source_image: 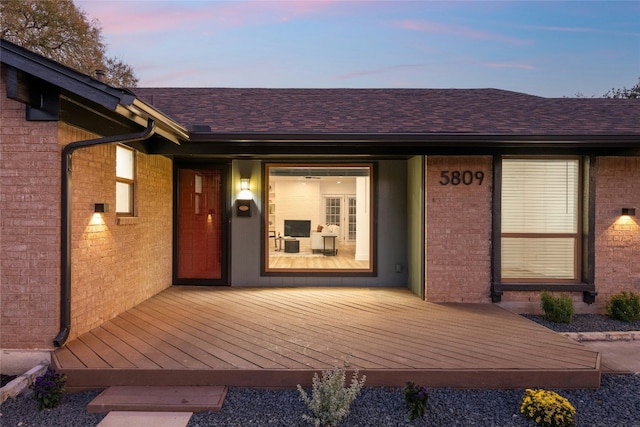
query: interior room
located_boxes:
[265,164,372,272]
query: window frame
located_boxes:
[491,155,595,299]
[501,156,582,283]
[262,162,375,276]
[115,144,136,216]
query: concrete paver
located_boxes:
[583,340,640,374]
[97,411,192,427]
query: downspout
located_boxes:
[54,119,157,347]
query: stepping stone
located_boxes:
[87,385,227,413]
[97,411,192,427]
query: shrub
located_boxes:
[606,291,640,322]
[297,363,366,427]
[29,367,67,410]
[540,292,574,323]
[520,388,576,427]
[403,381,429,420]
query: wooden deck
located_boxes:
[53,287,601,390]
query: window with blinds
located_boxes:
[501,158,580,281]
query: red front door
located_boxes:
[175,166,227,285]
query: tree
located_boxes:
[602,77,640,99]
[0,0,138,87]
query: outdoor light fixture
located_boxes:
[238,177,252,201]
[621,208,636,217]
[94,203,108,213]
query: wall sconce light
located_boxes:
[240,178,250,191]
[94,203,109,213]
[238,177,252,201]
[621,208,636,217]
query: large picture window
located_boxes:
[265,164,373,273]
[501,158,581,282]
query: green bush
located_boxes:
[520,388,576,427]
[606,291,640,322]
[540,292,574,323]
[297,363,366,427]
[403,381,429,420]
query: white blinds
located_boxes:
[502,159,579,233]
[502,238,576,279]
[501,159,579,280]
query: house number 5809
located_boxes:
[439,170,485,186]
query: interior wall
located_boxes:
[354,176,370,261]
[230,159,408,287]
[273,180,321,252]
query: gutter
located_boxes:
[53,119,157,347]
[188,132,640,147]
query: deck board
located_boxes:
[53,287,601,390]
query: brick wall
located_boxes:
[594,156,640,304]
[425,156,493,302]
[1,72,60,349]
[63,123,173,341]
[1,69,173,350]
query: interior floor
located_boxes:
[267,242,369,269]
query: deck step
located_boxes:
[87,385,227,414]
[97,411,193,427]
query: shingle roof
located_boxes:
[132,88,640,135]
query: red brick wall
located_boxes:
[1,69,173,349]
[63,123,173,340]
[1,72,60,349]
[425,156,493,302]
[594,156,640,304]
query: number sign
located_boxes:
[439,171,485,186]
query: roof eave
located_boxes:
[116,99,188,144]
[187,132,640,147]
[1,39,186,144]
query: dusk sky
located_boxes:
[77,1,640,98]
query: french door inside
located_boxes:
[324,195,356,243]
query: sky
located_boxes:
[76,0,640,97]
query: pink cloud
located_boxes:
[394,19,532,46]
[79,1,340,36]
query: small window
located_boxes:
[116,145,135,215]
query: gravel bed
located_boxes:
[1,374,639,426]
[522,313,640,333]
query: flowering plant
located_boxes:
[520,388,575,427]
[403,381,429,420]
[29,367,67,410]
